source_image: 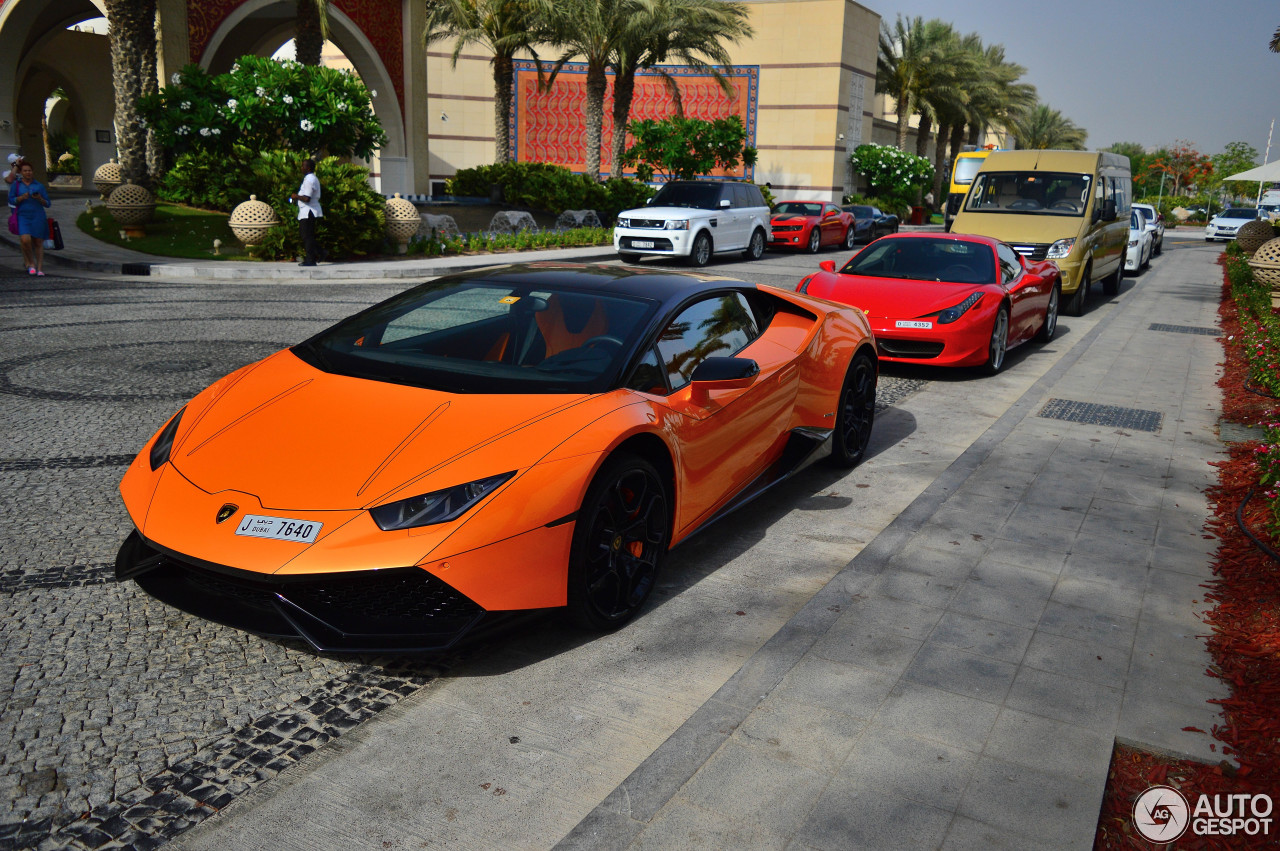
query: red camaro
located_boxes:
[796,233,1061,373]
[769,201,858,253]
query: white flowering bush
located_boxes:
[850,143,934,203]
[139,55,386,159]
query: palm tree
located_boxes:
[1271,25,1279,52]
[876,15,956,152]
[104,0,158,187]
[424,0,546,163]
[295,0,329,67]
[962,42,1035,147]
[607,0,752,178]
[1009,103,1087,150]
[536,0,637,180]
[927,31,983,206]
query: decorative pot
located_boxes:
[105,181,155,237]
[93,159,122,200]
[384,193,420,254]
[1235,220,1275,257]
[228,195,280,247]
[1246,236,1280,307]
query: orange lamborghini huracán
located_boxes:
[116,263,877,652]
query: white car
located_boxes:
[1205,208,1260,241]
[614,181,771,266]
[1125,209,1152,274]
[1131,202,1164,255]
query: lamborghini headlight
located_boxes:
[936,293,983,324]
[370,472,515,531]
[149,408,186,471]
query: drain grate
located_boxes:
[1038,398,1163,433]
[1148,323,1219,336]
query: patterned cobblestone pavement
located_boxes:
[0,271,925,850]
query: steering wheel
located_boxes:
[940,264,978,282]
[582,335,625,350]
[1009,199,1042,210]
[1049,200,1078,212]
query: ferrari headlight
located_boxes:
[663,220,689,230]
[937,293,983,324]
[1046,238,1075,259]
[149,408,186,471]
[370,472,515,531]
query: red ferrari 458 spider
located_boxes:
[769,201,858,253]
[796,233,1060,373]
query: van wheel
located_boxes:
[1102,263,1121,296]
[1065,268,1089,316]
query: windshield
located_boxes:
[846,205,874,218]
[775,202,823,216]
[1222,208,1257,219]
[293,281,656,394]
[650,182,724,210]
[964,171,1092,216]
[839,237,996,284]
[952,157,985,185]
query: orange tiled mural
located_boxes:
[511,61,758,179]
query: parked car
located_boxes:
[1205,208,1260,241]
[614,181,771,266]
[768,201,857,252]
[115,263,878,650]
[796,233,1060,374]
[840,204,900,242]
[1125,209,1153,274]
[1131,202,1164,255]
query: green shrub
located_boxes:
[445,162,653,221]
[842,192,909,219]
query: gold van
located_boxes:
[950,150,1131,315]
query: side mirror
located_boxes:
[719,198,731,209]
[819,260,836,273]
[689,357,759,402]
[1102,199,1117,220]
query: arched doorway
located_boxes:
[200,0,407,193]
[0,0,113,184]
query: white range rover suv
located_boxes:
[614,180,771,266]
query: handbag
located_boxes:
[48,218,63,250]
[7,212,15,235]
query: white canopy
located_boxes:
[1222,159,1280,183]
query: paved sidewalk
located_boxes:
[558,246,1228,850]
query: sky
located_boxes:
[873,0,1280,161]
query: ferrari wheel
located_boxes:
[806,228,821,253]
[567,454,669,631]
[744,228,766,260]
[690,232,712,267]
[984,306,1009,375]
[1035,283,1060,343]
[843,225,856,250]
[830,352,876,468]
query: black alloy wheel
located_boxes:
[843,224,856,250]
[806,228,821,253]
[984,306,1009,375]
[566,454,669,630]
[745,228,766,260]
[1035,283,1060,343]
[830,352,876,468]
[690,232,712,267]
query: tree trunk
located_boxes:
[915,111,931,159]
[966,122,981,147]
[493,57,514,163]
[105,0,155,188]
[143,5,164,180]
[895,94,911,150]
[583,61,607,181]
[609,69,636,180]
[296,0,323,66]
[931,120,950,209]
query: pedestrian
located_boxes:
[8,161,50,275]
[924,190,935,209]
[288,158,325,266]
[3,152,25,188]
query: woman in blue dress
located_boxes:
[9,162,50,275]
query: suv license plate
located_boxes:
[632,240,654,249]
[234,514,322,543]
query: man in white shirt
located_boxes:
[289,158,324,266]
